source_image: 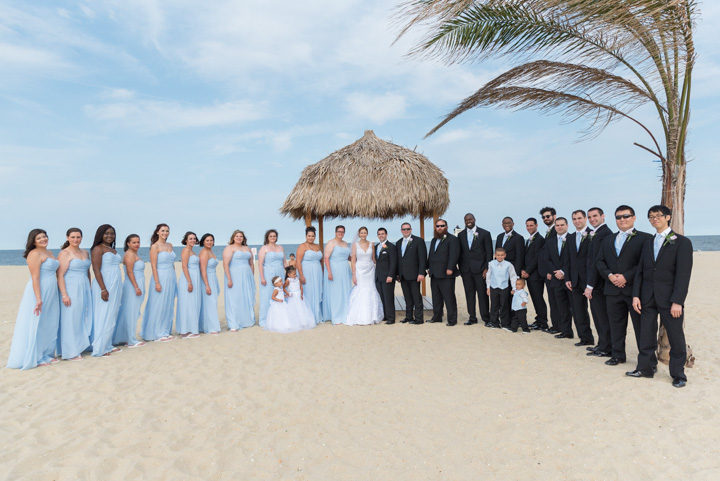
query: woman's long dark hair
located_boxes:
[263,229,278,245]
[23,229,47,259]
[92,224,116,250]
[150,223,169,245]
[200,233,214,247]
[61,227,83,249]
[124,234,140,252]
[181,231,198,246]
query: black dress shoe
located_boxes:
[625,369,654,378]
[587,350,611,357]
[547,328,560,334]
[489,323,501,329]
[446,322,456,326]
[400,319,410,323]
[575,340,594,346]
[427,319,442,323]
[385,320,395,325]
[464,320,478,325]
[484,321,492,327]
[531,324,548,331]
[554,333,573,339]
[586,345,599,352]
[672,378,687,388]
[605,357,626,366]
[409,320,424,325]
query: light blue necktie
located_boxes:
[467,230,473,249]
[654,234,664,260]
[435,239,440,252]
[377,243,382,257]
[576,232,582,250]
[557,237,563,254]
[402,238,407,256]
[502,234,508,247]
[615,232,626,256]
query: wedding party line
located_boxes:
[6,204,693,387]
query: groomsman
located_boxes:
[375,228,397,324]
[458,213,493,325]
[397,223,427,324]
[495,217,525,323]
[584,207,613,357]
[595,205,652,366]
[563,210,594,346]
[539,207,559,333]
[543,217,573,338]
[427,219,460,326]
[627,205,693,388]
[522,218,549,330]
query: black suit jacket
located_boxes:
[596,229,652,296]
[458,227,493,275]
[396,235,427,280]
[523,233,545,280]
[375,240,397,281]
[427,234,460,279]
[586,224,612,289]
[495,230,524,275]
[543,234,569,287]
[633,233,693,308]
[564,228,592,288]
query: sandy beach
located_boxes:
[1,252,718,481]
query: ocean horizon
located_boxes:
[0,235,718,266]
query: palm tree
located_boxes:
[397,0,697,234]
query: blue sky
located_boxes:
[1,1,718,249]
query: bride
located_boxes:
[344,226,383,325]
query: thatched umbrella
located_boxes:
[280,129,450,295]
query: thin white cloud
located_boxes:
[345,92,406,124]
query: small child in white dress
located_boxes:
[284,266,316,330]
[265,271,315,333]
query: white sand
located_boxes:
[1,253,718,480]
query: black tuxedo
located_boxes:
[374,240,398,322]
[595,228,652,361]
[543,234,572,336]
[586,224,613,351]
[396,235,428,322]
[540,225,559,330]
[495,230,525,322]
[523,233,548,325]
[633,233,693,380]
[458,227,493,322]
[427,234,460,324]
[564,229,594,343]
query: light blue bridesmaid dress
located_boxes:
[113,259,145,346]
[7,258,60,369]
[176,255,201,335]
[141,250,177,340]
[225,250,256,329]
[59,258,92,359]
[301,249,324,324]
[259,251,285,327]
[199,257,221,333]
[322,245,352,324]
[91,251,123,356]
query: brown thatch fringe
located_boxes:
[280,130,450,220]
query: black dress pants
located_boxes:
[511,308,529,331]
[570,288,594,343]
[636,297,687,380]
[526,276,548,325]
[589,288,611,352]
[489,287,510,327]
[461,272,489,322]
[606,293,641,361]
[400,278,423,322]
[431,276,457,324]
[375,278,396,322]
[552,284,573,336]
[545,279,558,329]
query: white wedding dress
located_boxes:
[344,242,383,325]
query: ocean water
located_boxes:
[0,236,718,266]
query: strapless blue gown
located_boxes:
[323,245,352,324]
[59,258,92,359]
[176,255,201,335]
[141,251,177,340]
[259,251,285,327]
[114,259,145,346]
[7,258,60,369]
[301,249,324,323]
[91,251,123,356]
[200,257,221,333]
[225,250,256,329]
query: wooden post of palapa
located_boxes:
[304,212,312,228]
[318,216,324,250]
[419,215,426,296]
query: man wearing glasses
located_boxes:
[397,223,428,324]
[595,205,652,366]
[538,207,559,334]
[427,219,460,326]
[627,205,693,388]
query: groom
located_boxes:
[397,222,427,324]
[375,228,398,324]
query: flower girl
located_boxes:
[284,266,316,330]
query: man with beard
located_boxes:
[457,213,493,325]
[427,219,460,326]
[538,206,559,333]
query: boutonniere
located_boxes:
[473,232,478,238]
[381,243,387,249]
[589,230,596,240]
[581,231,589,240]
[407,237,412,243]
[625,230,638,243]
[561,238,566,247]
[442,234,447,240]
[662,231,677,247]
[506,232,513,238]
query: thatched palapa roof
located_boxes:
[280,130,449,220]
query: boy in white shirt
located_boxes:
[511,278,531,333]
[486,247,518,328]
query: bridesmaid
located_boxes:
[323,225,352,324]
[141,224,177,342]
[223,230,256,330]
[258,229,285,327]
[296,226,323,324]
[7,229,60,369]
[56,228,92,360]
[113,234,146,347]
[176,232,201,338]
[90,224,123,357]
[199,233,221,334]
